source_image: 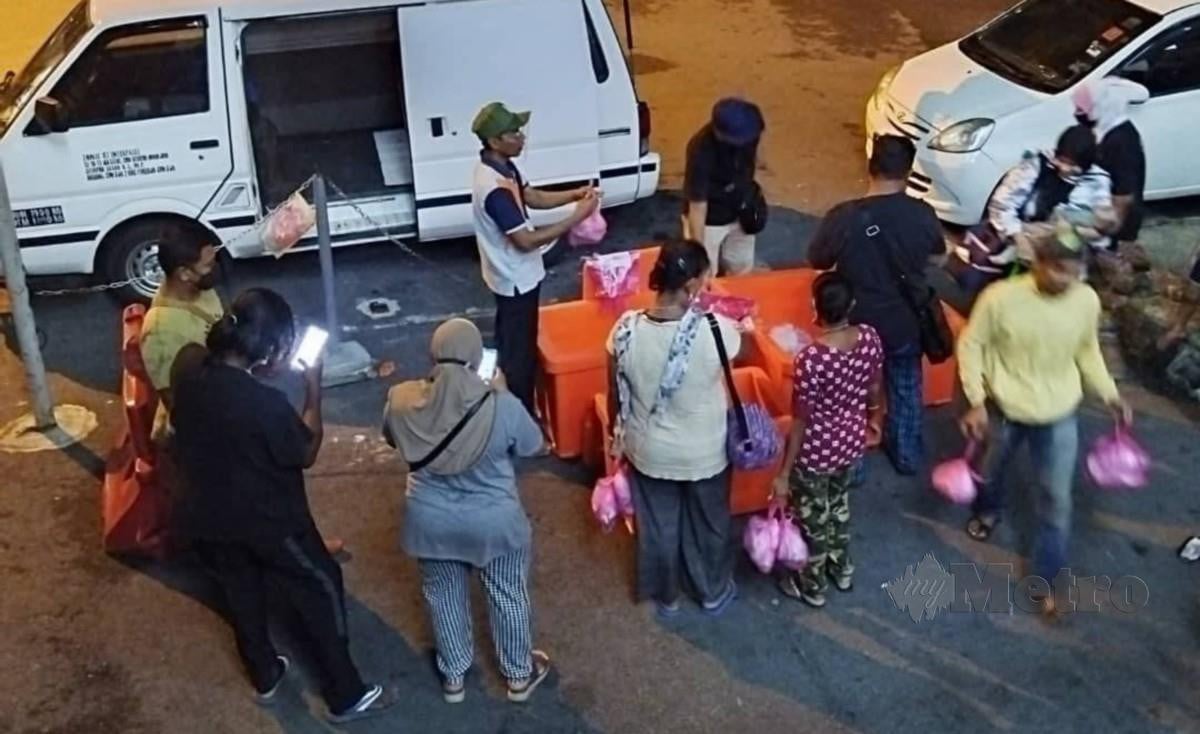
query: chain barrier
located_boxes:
[31,174,319,297]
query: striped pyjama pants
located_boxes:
[419,546,533,685]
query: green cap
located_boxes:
[471,102,531,140]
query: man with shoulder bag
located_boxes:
[807,134,949,476]
[683,98,767,276]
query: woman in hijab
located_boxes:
[385,318,549,705]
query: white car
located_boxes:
[865,0,1200,226]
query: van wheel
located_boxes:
[99,218,202,304]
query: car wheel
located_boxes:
[99,218,205,304]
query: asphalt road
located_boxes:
[3,1,1199,734]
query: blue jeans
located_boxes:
[972,410,1079,585]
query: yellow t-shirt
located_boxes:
[140,288,224,440]
[957,275,1119,424]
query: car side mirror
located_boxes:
[29,96,69,135]
[1117,60,1150,87]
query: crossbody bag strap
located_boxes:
[407,391,492,473]
[858,204,923,316]
[706,313,748,436]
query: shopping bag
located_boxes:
[262,192,316,257]
[1086,424,1149,491]
[931,441,979,505]
[568,209,608,247]
[775,508,809,571]
[743,507,783,574]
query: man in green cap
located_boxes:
[470,101,598,414]
[957,217,1131,616]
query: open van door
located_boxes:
[398,0,601,240]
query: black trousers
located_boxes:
[195,525,367,713]
[494,284,541,415]
[629,467,734,604]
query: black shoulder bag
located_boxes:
[859,206,955,364]
[403,392,493,473]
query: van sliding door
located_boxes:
[398,0,601,240]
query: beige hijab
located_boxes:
[384,319,497,475]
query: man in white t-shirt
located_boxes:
[470,102,598,414]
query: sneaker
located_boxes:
[442,678,465,705]
[801,589,827,608]
[829,572,854,593]
[701,580,737,617]
[507,650,552,703]
[327,684,398,725]
[779,575,826,608]
[255,656,290,704]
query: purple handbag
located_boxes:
[706,314,782,471]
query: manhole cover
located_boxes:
[0,404,97,453]
[357,298,401,320]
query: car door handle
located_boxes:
[429,117,445,138]
[190,139,220,150]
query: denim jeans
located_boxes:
[972,410,1079,585]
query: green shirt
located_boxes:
[140,288,224,441]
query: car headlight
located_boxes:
[929,119,994,153]
[872,65,900,110]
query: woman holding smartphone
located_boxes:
[170,288,395,724]
[384,318,550,705]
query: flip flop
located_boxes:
[507,650,551,703]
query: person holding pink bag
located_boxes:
[772,273,884,608]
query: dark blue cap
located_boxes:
[711,98,764,146]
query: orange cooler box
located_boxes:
[713,268,963,410]
[593,366,790,516]
[537,295,652,459]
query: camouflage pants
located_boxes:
[788,465,854,594]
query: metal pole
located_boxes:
[0,161,56,429]
[311,174,340,344]
[623,0,634,50]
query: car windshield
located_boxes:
[959,0,1160,94]
[0,0,93,136]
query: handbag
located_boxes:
[859,207,955,364]
[737,181,769,235]
[706,314,781,470]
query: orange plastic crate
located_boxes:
[592,366,789,516]
[712,268,964,411]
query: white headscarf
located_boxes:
[1072,77,1149,139]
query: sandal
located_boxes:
[966,515,999,542]
[779,576,826,608]
[655,599,681,619]
[507,650,551,703]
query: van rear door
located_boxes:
[397,0,600,240]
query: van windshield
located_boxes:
[959,0,1160,94]
[0,0,93,136]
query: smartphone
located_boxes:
[291,325,329,370]
[477,348,498,382]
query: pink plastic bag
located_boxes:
[931,441,980,505]
[775,508,809,571]
[584,252,641,311]
[262,192,316,257]
[610,465,634,520]
[568,209,608,248]
[697,292,756,322]
[1087,426,1150,490]
[743,506,783,574]
[591,477,619,532]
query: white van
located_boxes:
[0,0,660,301]
[865,0,1199,226]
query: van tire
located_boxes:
[98,217,214,305]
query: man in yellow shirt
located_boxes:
[140,228,224,443]
[957,221,1131,613]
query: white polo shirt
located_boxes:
[471,154,544,296]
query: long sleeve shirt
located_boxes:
[957,275,1119,424]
